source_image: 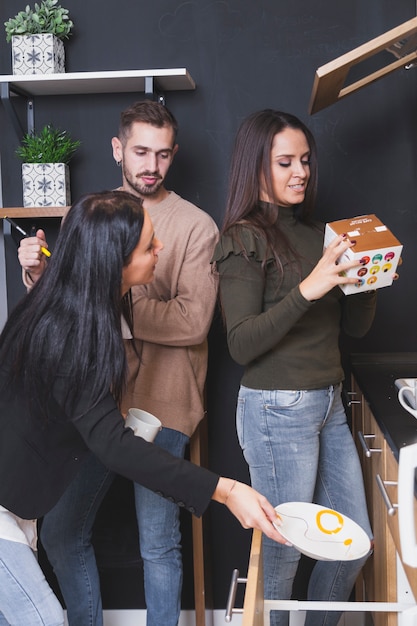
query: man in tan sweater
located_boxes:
[18,101,219,626]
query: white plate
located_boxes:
[273,502,371,561]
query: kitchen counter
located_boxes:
[350,352,417,461]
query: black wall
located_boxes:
[1,0,417,611]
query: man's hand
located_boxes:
[18,228,49,284]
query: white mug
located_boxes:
[125,408,162,442]
[398,383,417,419]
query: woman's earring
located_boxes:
[117,160,122,167]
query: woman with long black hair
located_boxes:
[0,190,284,625]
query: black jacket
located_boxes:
[0,359,218,520]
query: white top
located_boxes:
[0,505,37,550]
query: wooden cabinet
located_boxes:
[350,375,414,626]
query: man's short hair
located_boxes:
[118,100,178,144]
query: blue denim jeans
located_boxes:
[0,539,64,625]
[134,427,189,626]
[236,384,372,626]
[40,453,115,626]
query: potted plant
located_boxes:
[4,0,74,75]
[16,124,80,207]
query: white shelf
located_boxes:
[0,68,196,96]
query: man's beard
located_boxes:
[123,166,163,197]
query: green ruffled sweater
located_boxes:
[212,206,376,390]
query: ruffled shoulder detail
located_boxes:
[212,224,274,264]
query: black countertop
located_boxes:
[350,352,417,461]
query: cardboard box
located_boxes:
[323,214,402,295]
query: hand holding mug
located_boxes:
[125,408,162,442]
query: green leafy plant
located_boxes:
[4,0,74,42]
[16,125,80,164]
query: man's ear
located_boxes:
[172,143,179,159]
[111,137,123,163]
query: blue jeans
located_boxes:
[40,454,115,626]
[0,539,64,625]
[236,384,372,626]
[134,427,189,626]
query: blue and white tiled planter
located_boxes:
[12,34,65,74]
[22,163,70,207]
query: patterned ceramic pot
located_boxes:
[12,34,65,74]
[22,163,70,207]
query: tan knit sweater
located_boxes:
[122,191,219,437]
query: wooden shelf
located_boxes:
[0,68,196,97]
[309,16,417,114]
[2,207,69,218]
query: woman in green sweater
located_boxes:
[212,110,376,626]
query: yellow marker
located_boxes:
[3,216,51,257]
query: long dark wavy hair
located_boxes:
[0,190,145,420]
[221,109,319,274]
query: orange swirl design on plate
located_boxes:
[316,509,344,535]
